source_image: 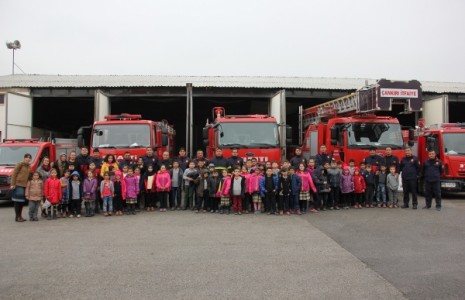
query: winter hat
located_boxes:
[115,170,122,177]
[343,166,350,171]
[354,167,360,173]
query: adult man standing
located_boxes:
[193,149,209,166]
[383,147,400,172]
[174,147,190,171]
[364,147,382,172]
[158,151,173,170]
[290,148,307,169]
[118,151,134,170]
[399,147,420,209]
[210,148,229,177]
[228,148,243,170]
[422,150,443,211]
[142,147,159,172]
[76,146,92,177]
[315,144,332,168]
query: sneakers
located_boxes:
[310,208,318,213]
[422,206,431,209]
[77,214,81,218]
[412,205,417,209]
[436,207,441,211]
[401,205,409,209]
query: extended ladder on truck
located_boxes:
[302,79,423,129]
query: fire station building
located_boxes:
[0,74,464,153]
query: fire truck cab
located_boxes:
[79,113,176,161]
[300,79,422,167]
[203,107,292,163]
[417,122,465,192]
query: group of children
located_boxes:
[24,155,402,220]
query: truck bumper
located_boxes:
[0,187,12,200]
[440,180,465,193]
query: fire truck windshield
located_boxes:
[347,123,403,149]
[92,124,151,149]
[0,146,40,165]
[218,122,279,148]
[443,133,465,155]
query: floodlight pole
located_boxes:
[12,49,15,75]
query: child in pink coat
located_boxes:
[297,163,317,213]
[248,167,263,213]
[156,165,171,212]
[124,168,139,215]
[220,169,232,214]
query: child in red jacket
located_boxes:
[44,168,62,220]
[352,167,366,209]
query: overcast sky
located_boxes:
[1,0,464,82]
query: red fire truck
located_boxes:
[0,138,77,200]
[79,113,176,161]
[202,107,292,163]
[417,122,465,192]
[300,79,422,166]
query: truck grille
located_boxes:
[0,176,8,186]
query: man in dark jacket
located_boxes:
[76,146,92,177]
[174,147,190,171]
[399,147,420,209]
[210,148,229,178]
[422,150,443,210]
[382,146,400,172]
[290,148,307,169]
[364,147,382,172]
[315,144,332,168]
[288,167,302,214]
[158,151,173,170]
[142,147,159,172]
[227,148,243,170]
[118,151,134,170]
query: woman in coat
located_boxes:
[11,153,32,222]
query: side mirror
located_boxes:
[203,139,209,146]
[286,126,292,144]
[202,127,209,140]
[161,127,168,134]
[77,136,84,147]
[162,134,168,147]
[408,140,414,147]
[408,128,415,141]
[426,137,436,151]
[330,127,338,145]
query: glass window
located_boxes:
[218,122,279,148]
[443,133,465,155]
[92,124,151,149]
[0,146,40,165]
[347,123,403,149]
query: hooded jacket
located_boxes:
[296,170,317,193]
[142,167,157,192]
[340,168,354,194]
[247,173,263,194]
[69,171,83,200]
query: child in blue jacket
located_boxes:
[260,168,279,215]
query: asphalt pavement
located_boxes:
[0,194,464,299]
[0,204,404,300]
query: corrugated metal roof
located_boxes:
[0,74,464,94]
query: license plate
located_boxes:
[441,182,456,188]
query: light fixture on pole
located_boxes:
[5,40,21,75]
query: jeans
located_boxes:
[28,201,40,219]
[290,194,300,210]
[377,183,387,204]
[170,187,182,208]
[184,185,195,209]
[330,187,340,207]
[365,185,375,206]
[103,196,113,213]
[424,180,441,208]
